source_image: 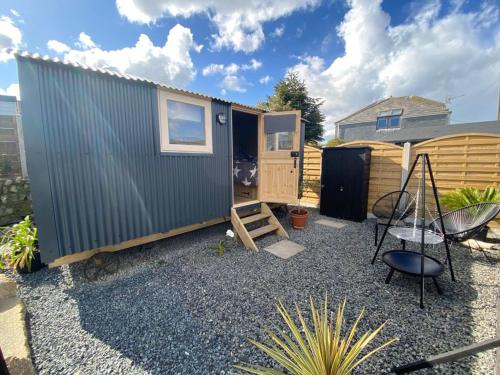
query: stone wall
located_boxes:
[0,177,32,226]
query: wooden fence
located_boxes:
[302,145,322,206]
[0,114,23,178]
[302,133,500,227]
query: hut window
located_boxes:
[158,89,212,153]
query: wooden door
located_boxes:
[320,147,371,221]
[259,111,302,204]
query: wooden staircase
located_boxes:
[231,202,289,251]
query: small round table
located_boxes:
[388,227,444,245]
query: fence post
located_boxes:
[401,142,411,189]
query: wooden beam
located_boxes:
[231,104,263,115]
[230,208,258,251]
[48,216,230,268]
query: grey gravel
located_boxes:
[15,209,498,374]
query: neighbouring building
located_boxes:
[335,95,500,144]
[0,95,26,177]
[0,95,31,225]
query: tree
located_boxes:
[324,138,345,148]
[257,71,325,144]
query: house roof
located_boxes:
[336,96,450,125]
[14,51,263,113]
[0,95,17,103]
[373,120,500,144]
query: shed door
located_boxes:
[259,111,302,204]
[320,147,371,222]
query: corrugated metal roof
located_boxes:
[14,50,263,113]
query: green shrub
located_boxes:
[439,187,500,211]
[235,294,397,374]
[0,216,38,272]
[210,229,235,256]
[210,240,226,256]
[323,138,345,148]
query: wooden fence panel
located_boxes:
[302,134,499,228]
[302,145,321,206]
[411,133,500,227]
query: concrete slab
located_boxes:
[0,276,35,375]
[264,240,304,259]
[0,274,16,299]
[315,218,346,229]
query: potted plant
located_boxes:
[0,216,42,273]
[290,205,308,230]
[289,179,312,230]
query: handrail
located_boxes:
[392,337,500,373]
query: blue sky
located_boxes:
[0,0,499,138]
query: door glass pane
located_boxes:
[278,132,293,150]
[266,132,293,151]
[167,99,206,145]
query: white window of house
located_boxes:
[158,90,212,153]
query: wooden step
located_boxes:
[233,200,260,209]
[249,224,279,239]
[241,213,271,225]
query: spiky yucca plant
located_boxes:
[235,295,397,375]
[439,187,500,211]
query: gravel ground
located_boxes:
[14,208,499,374]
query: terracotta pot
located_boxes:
[290,208,308,230]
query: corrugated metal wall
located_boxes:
[18,57,232,263]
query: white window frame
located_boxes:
[158,89,213,154]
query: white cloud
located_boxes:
[49,24,201,87]
[0,83,20,99]
[47,40,71,53]
[202,63,225,76]
[259,75,271,84]
[242,58,262,71]
[221,75,247,92]
[76,32,97,49]
[0,16,22,62]
[115,0,320,52]
[271,24,285,38]
[290,0,500,138]
[10,9,20,18]
[202,59,262,93]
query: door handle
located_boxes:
[293,158,297,168]
[290,151,300,157]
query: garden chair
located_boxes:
[430,202,500,257]
[372,191,415,246]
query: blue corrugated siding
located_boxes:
[17,57,232,263]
